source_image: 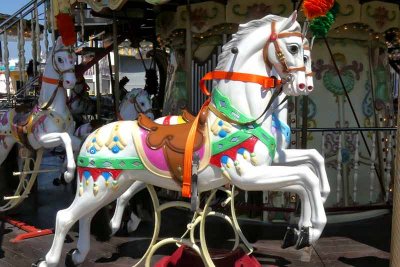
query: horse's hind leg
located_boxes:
[68,209,98,266]
[110,181,146,235]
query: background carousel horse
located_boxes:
[108,38,329,241]
[68,75,96,127]
[0,37,81,211]
[73,87,154,140]
[118,87,154,121]
[35,11,327,267]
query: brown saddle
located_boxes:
[138,110,208,183]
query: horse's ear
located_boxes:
[278,11,298,32]
[55,36,64,49]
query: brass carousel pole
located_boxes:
[185,0,193,112]
[390,93,400,266]
[113,12,120,114]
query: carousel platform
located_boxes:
[0,156,391,267]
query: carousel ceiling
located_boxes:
[75,0,400,64]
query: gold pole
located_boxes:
[390,93,400,266]
[185,0,192,112]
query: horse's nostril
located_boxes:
[308,86,313,91]
[299,83,305,90]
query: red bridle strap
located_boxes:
[199,70,281,96]
[42,76,61,85]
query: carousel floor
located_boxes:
[0,155,391,267]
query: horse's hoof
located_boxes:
[64,171,74,183]
[32,258,45,267]
[281,226,298,249]
[65,249,79,267]
[295,227,310,250]
[53,178,61,186]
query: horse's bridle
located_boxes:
[41,46,76,110]
[263,20,305,83]
[52,47,76,78]
[131,93,153,115]
[303,45,313,77]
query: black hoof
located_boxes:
[295,227,310,250]
[65,249,79,267]
[281,226,298,249]
[31,258,45,267]
[53,178,61,186]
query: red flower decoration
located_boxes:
[302,0,334,20]
[56,13,76,46]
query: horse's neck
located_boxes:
[39,63,68,115]
[272,93,288,123]
[119,100,138,120]
[214,80,273,132]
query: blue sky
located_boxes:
[1,0,29,15]
[1,0,45,66]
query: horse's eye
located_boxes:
[57,57,64,63]
[288,45,299,54]
[303,55,309,64]
[141,102,145,106]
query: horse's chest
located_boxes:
[209,121,276,167]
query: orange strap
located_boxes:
[181,70,281,197]
[42,76,60,85]
[200,70,281,95]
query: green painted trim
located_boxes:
[211,124,276,159]
[77,155,145,170]
[212,131,251,155]
[212,89,254,124]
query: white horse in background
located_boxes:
[35,12,327,267]
[118,88,154,120]
[68,77,96,124]
[73,88,154,140]
[0,37,80,184]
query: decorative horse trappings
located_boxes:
[35,12,327,267]
[0,37,81,211]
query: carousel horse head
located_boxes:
[119,88,154,120]
[51,36,77,89]
[216,11,306,97]
[303,38,314,93]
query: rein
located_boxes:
[132,94,153,115]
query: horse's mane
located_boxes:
[216,15,285,70]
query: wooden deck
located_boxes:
[0,156,391,267]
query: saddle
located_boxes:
[11,106,35,148]
[138,109,208,183]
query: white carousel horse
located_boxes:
[109,39,329,242]
[0,37,80,187]
[35,12,327,267]
[118,88,154,120]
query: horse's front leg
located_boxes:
[38,132,76,182]
[221,153,326,245]
[274,149,330,203]
[110,181,146,235]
